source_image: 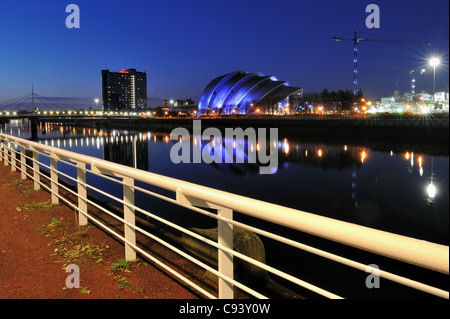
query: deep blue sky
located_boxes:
[0,0,448,108]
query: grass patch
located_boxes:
[37,217,109,267]
[109,258,146,295]
[55,241,109,266]
[110,258,131,272]
[17,200,55,212]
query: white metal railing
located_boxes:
[0,132,448,299]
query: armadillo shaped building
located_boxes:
[198,70,302,115]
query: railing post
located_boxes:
[218,207,234,299]
[32,148,40,191]
[3,142,8,166]
[123,177,136,261]
[20,146,26,180]
[11,142,16,172]
[176,188,235,298]
[50,154,59,204]
[77,162,88,226]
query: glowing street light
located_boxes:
[429,57,440,68]
[429,57,440,109]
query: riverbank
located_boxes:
[0,163,209,299]
[33,112,449,138]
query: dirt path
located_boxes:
[0,162,210,299]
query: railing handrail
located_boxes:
[1,132,448,276]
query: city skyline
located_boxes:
[0,0,449,108]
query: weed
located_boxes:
[115,276,144,294]
[56,242,109,266]
[22,189,33,196]
[16,200,55,212]
[48,217,62,227]
[72,226,91,239]
[38,217,109,266]
[117,277,132,289]
[110,258,131,272]
[79,287,91,295]
[109,259,146,295]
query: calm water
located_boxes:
[3,119,449,298]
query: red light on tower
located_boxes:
[118,69,129,74]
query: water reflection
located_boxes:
[2,120,443,182]
[426,157,437,203]
[103,132,149,170]
[2,120,444,194]
[26,126,373,173]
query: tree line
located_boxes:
[295,88,365,111]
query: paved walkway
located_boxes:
[0,161,210,299]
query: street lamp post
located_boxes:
[429,57,440,110]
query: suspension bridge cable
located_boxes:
[1,91,93,112]
[0,95,32,111]
[0,94,32,110]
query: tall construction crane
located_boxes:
[409,68,426,95]
[333,30,431,95]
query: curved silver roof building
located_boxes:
[198,70,302,115]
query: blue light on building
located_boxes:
[198,70,303,115]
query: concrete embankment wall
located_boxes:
[53,115,448,140]
[42,115,448,135]
[149,116,448,138]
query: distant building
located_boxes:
[101,69,147,112]
[197,70,303,115]
[378,91,449,113]
[417,93,433,102]
[163,98,195,107]
[434,92,448,102]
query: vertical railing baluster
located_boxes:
[77,162,88,226]
[3,141,8,166]
[11,142,16,172]
[123,177,136,261]
[50,153,59,204]
[176,188,236,299]
[218,207,234,299]
[20,146,26,180]
[32,148,40,191]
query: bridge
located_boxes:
[0,87,100,114]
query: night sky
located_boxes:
[0,0,448,108]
